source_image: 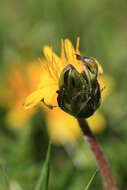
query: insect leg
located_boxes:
[41,98,57,110]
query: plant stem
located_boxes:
[77,118,118,190]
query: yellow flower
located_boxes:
[43,106,106,145]
[1,61,41,128]
[24,38,109,144]
[24,38,103,109]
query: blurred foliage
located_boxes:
[0,0,127,189]
[35,142,51,190]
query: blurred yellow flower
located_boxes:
[23,38,112,144]
[43,106,106,145]
[1,62,41,128]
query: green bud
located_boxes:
[57,59,101,118]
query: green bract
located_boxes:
[57,56,101,118]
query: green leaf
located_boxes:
[84,169,98,190]
[35,142,51,190]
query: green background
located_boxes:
[0,0,127,189]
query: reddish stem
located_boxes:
[78,118,118,190]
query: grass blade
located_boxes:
[84,169,98,190]
[35,141,51,190]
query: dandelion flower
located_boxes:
[24,38,103,110]
[23,38,109,144]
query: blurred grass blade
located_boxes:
[0,165,9,190]
[84,169,98,190]
[35,142,51,190]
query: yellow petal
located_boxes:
[24,82,58,109]
[46,107,82,145]
[65,39,76,63]
[24,90,45,109]
[98,75,114,101]
[42,84,58,105]
[95,59,103,75]
[43,46,64,77]
[61,39,66,64]
[65,39,83,73]
[87,111,106,133]
[38,70,57,89]
[43,46,60,63]
[76,37,80,54]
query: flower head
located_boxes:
[1,62,41,128]
[24,38,103,119]
[23,38,109,144]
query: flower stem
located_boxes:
[77,118,118,190]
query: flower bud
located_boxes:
[57,61,101,118]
